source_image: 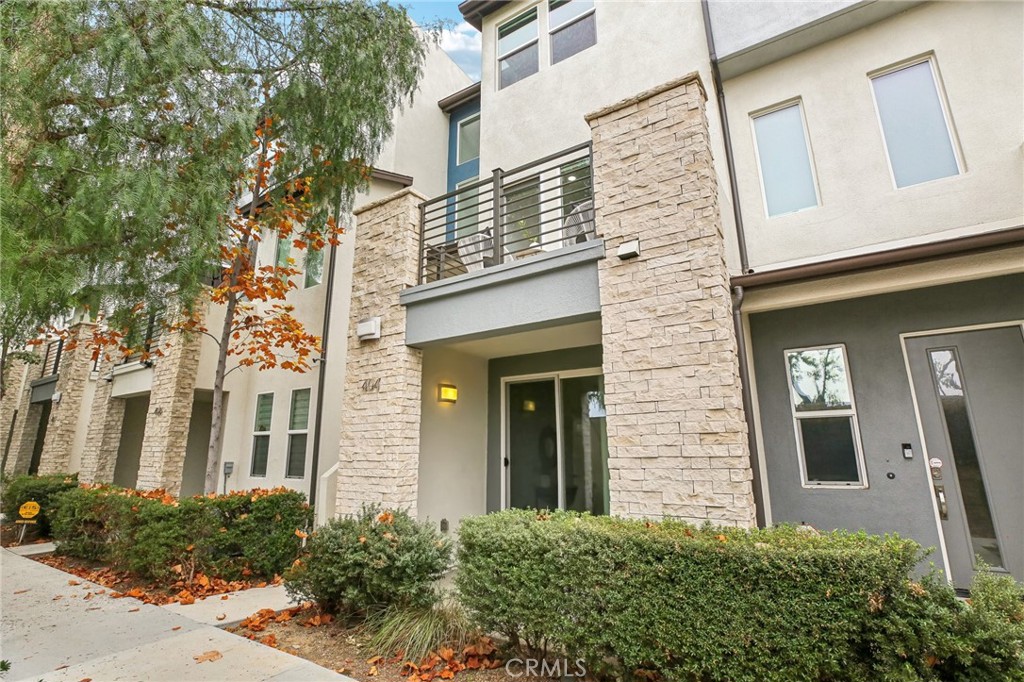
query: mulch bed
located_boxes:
[228,607,539,682]
[1,521,49,547]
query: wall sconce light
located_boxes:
[522,400,536,413]
[437,383,458,404]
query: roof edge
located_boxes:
[438,82,482,114]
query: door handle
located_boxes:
[935,485,948,520]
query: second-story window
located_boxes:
[304,249,323,288]
[549,0,596,64]
[285,388,310,478]
[751,101,819,217]
[457,114,480,165]
[870,58,960,189]
[250,393,273,477]
[498,8,539,89]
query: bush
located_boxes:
[1,473,78,535]
[49,485,312,580]
[367,595,476,662]
[285,505,451,619]
[456,510,1022,682]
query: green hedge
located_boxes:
[1,473,78,535]
[456,510,1024,682]
[50,485,312,580]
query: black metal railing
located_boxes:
[121,310,165,364]
[41,339,63,377]
[418,142,595,284]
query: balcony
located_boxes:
[417,142,596,284]
[29,339,63,403]
[402,143,604,347]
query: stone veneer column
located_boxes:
[336,188,426,517]
[78,355,126,484]
[586,73,756,527]
[1,351,41,475]
[37,323,97,474]
[135,329,202,495]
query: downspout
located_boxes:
[307,196,342,513]
[701,0,766,527]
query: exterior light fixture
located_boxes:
[437,383,458,403]
[522,400,536,413]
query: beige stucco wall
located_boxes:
[475,0,740,271]
[417,346,489,534]
[723,1,1024,271]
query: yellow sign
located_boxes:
[18,501,40,519]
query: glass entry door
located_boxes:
[505,372,608,514]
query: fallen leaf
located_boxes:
[368,665,379,677]
[172,626,182,631]
[54,664,69,670]
[216,613,226,621]
[221,595,229,600]
[68,580,81,586]
[194,650,223,664]
[367,655,384,665]
[128,607,140,613]
[13,589,30,594]
[260,634,278,647]
[294,529,308,539]
[78,678,92,682]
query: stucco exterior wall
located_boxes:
[722,1,1024,271]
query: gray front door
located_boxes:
[907,326,1024,588]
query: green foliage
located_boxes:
[0,473,78,535]
[285,505,451,619]
[367,595,477,663]
[49,485,312,580]
[456,510,1023,682]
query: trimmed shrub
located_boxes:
[285,505,451,619]
[456,510,1023,682]
[1,473,78,535]
[49,485,312,580]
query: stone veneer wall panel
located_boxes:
[38,323,97,474]
[586,73,756,526]
[2,350,43,475]
[78,356,126,484]
[336,189,426,517]
[135,329,203,495]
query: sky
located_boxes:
[404,1,483,80]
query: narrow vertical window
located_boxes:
[251,393,273,477]
[304,248,323,288]
[274,233,291,281]
[455,177,481,239]
[752,102,819,217]
[498,9,539,89]
[457,114,480,165]
[285,388,310,478]
[785,346,866,487]
[549,0,596,64]
[871,59,960,188]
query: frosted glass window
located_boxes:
[457,115,480,165]
[498,9,539,89]
[752,103,818,217]
[872,61,959,188]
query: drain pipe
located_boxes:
[307,197,342,514]
[702,0,766,527]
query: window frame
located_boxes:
[868,54,963,190]
[284,387,311,479]
[456,113,481,166]
[548,0,597,64]
[303,248,323,289]
[783,344,868,490]
[250,392,274,477]
[497,7,540,90]
[749,98,821,219]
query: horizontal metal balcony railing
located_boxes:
[417,142,596,284]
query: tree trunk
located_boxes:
[203,291,238,493]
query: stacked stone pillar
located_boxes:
[37,322,97,474]
[336,188,426,517]
[78,355,126,484]
[134,329,202,495]
[1,350,42,475]
[586,73,756,526]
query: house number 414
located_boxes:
[361,378,381,393]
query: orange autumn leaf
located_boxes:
[194,650,223,663]
[294,529,308,539]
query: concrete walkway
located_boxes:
[163,583,299,627]
[0,549,353,682]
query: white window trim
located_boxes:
[250,392,274,477]
[284,388,310,479]
[868,53,964,191]
[783,343,868,490]
[548,1,595,36]
[456,114,480,167]
[749,98,822,219]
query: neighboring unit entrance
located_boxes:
[503,371,609,514]
[906,325,1024,589]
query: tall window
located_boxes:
[455,177,481,239]
[498,9,539,89]
[304,249,323,288]
[503,176,541,252]
[250,393,273,477]
[274,233,291,280]
[285,388,310,478]
[457,114,480,165]
[752,102,819,217]
[785,345,866,487]
[871,58,960,188]
[549,0,596,64]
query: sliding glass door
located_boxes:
[504,371,608,514]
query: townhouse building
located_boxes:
[3,0,1020,591]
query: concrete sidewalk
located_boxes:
[0,549,354,682]
[163,583,298,627]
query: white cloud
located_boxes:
[439,22,482,80]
